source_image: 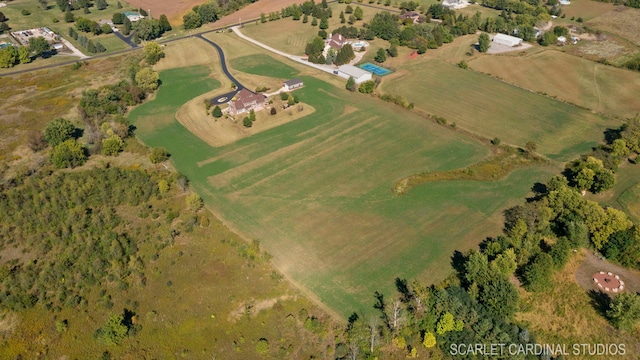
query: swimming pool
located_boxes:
[359,62,393,76]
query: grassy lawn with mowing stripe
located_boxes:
[469,49,640,119]
[130,61,557,318]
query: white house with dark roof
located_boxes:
[283,78,304,91]
[228,89,267,116]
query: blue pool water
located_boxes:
[359,62,393,76]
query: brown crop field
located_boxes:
[561,0,615,21]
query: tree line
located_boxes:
[182,0,259,30]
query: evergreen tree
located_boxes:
[345,76,356,92]
[159,14,172,32]
[375,47,387,63]
[212,105,223,118]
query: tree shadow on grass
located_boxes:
[588,289,611,318]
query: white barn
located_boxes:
[335,65,372,84]
[493,33,523,47]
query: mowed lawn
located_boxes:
[130,59,557,318]
[469,49,640,118]
[381,59,617,161]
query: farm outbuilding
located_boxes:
[335,65,372,84]
[493,33,523,47]
[283,78,304,91]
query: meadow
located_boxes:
[130,37,559,317]
[469,49,640,118]
[380,58,617,161]
[587,6,640,47]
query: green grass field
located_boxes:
[130,56,558,318]
[380,58,617,161]
[469,49,640,119]
[229,53,299,79]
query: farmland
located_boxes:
[380,57,616,161]
[130,36,560,317]
[468,49,640,118]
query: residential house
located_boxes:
[328,33,347,50]
[228,89,266,116]
[400,11,420,23]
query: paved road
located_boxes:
[113,31,138,48]
[195,33,243,91]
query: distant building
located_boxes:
[442,0,470,9]
[335,65,372,84]
[399,11,420,23]
[123,11,144,22]
[559,0,570,4]
[228,89,267,116]
[11,27,58,46]
[283,78,304,91]
[493,33,523,47]
[557,36,567,45]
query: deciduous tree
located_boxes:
[478,32,490,52]
[143,41,164,65]
[135,67,159,92]
[51,139,86,168]
[45,118,75,146]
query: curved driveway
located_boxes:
[195,33,246,105]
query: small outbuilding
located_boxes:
[336,65,372,84]
[493,33,523,47]
[283,78,304,91]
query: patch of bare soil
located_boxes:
[228,295,295,322]
[0,311,19,335]
[575,250,640,295]
[487,42,534,54]
[578,39,629,59]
